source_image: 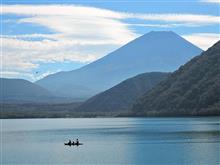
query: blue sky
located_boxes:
[1,0,220,81]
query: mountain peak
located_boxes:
[148,30,175,34]
[143,30,178,37]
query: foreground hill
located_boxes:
[76,72,170,114]
[0,78,72,103]
[36,31,202,100]
[132,41,220,116]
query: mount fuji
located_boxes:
[36,31,202,100]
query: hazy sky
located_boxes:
[1,0,220,81]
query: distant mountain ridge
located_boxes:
[76,72,170,114]
[0,78,72,103]
[36,31,202,99]
[132,41,220,116]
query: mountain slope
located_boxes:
[132,41,220,116]
[76,72,170,114]
[36,31,202,99]
[0,78,71,103]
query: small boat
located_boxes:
[64,142,83,146]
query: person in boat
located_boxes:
[76,139,79,145]
[68,139,71,145]
[72,140,75,145]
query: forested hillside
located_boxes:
[132,41,220,116]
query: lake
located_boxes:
[1,117,220,164]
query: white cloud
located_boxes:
[129,13,219,25]
[18,16,136,45]
[2,5,124,18]
[3,5,137,45]
[1,37,119,71]
[183,33,220,50]
[128,23,203,28]
[0,71,36,80]
[201,0,220,4]
[3,5,219,25]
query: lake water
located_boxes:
[1,117,220,164]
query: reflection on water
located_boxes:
[1,117,220,164]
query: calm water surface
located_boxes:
[1,117,220,164]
